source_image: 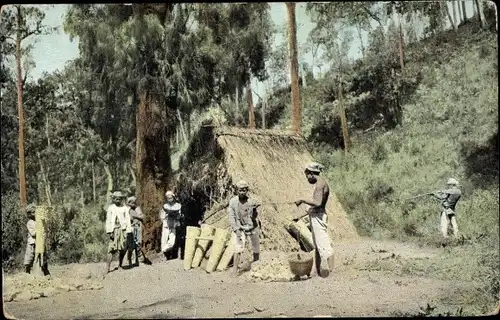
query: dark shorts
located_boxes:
[133,225,142,246]
[125,232,135,250]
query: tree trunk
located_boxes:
[175,127,179,147]
[16,6,27,210]
[338,79,351,152]
[452,0,458,28]
[92,159,96,202]
[79,167,85,207]
[262,93,267,129]
[286,2,301,134]
[356,24,365,58]
[475,0,487,29]
[398,13,405,70]
[247,81,255,129]
[235,86,240,125]
[462,1,467,22]
[104,163,113,204]
[36,152,52,207]
[186,110,192,140]
[136,91,171,253]
[473,0,477,18]
[176,108,188,145]
[129,162,137,189]
[45,116,50,149]
[457,1,462,25]
[446,1,458,31]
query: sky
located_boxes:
[20,3,338,104]
[16,2,478,104]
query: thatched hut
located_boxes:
[176,123,359,252]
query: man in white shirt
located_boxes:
[160,191,182,260]
[105,191,132,273]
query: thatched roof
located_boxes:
[178,124,359,251]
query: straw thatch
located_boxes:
[177,123,359,252]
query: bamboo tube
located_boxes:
[191,224,215,268]
[34,206,48,254]
[200,245,212,270]
[216,232,236,271]
[184,226,201,270]
[34,205,49,276]
[287,220,315,251]
[205,228,228,273]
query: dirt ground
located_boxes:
[3,239,481,319]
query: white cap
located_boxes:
[165,191,174,197]
[236,180,249,189]
[305,162,324,173]
[112,191,125,198]
[447,178,459,186]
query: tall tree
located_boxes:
[452,0,458,29]
[445,1,458,31]
[247,82,255,129]
[63,3,272,250]
[461,1,467,22]
[286,2,301,134]
[475,0,487,29]
[1,5,53,209]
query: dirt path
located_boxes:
[3,239,474,319]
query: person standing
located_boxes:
[227,180,261,276]
[23,204,37,274]
[23,203,50,275]
[432,178,462,239]
[105,191,131,273]
[160,191,182,260]
[293,162,334,278]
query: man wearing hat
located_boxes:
[159,191,183,259]
[23,204,37,274]
[105,191,132,273]
[227,180,261,276]
[432,178,462,239]
[293,162,334,278]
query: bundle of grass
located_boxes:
[177,122,359,252]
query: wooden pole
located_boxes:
[16,6,27,210]
[398,12,405,70]
[286,2,301,134]
[461,1,467,22]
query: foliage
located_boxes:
[1,192,24,269]
[312,24,498,310]
[1,3,275,261]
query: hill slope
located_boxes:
[312,26,498,312]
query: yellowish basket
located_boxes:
[288,252,313,277]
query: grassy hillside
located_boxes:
[311,27,498,314]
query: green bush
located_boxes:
[1,192,25,271]
[54,203,107,264]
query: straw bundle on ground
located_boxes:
[177,124,359,253]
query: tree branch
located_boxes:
[95,153,109,165]
[362,6,383,29]
[20,25,42,41]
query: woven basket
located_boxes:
[288,252,313,277]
